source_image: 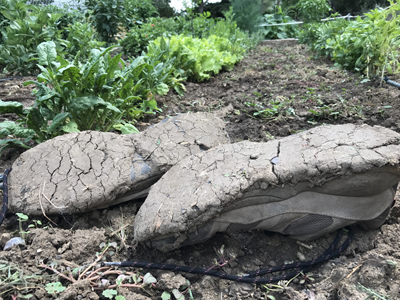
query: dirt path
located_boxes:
[1,40,400,300]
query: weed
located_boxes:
[252,97,296,119]
[356,283,390,299]
[102,289,126,299]
[0,260,47,298]
[45,282,65,295]
[39,243,158,297]
[15,213,30,240]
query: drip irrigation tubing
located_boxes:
[0,168,11,226]
[0,76,26,82]
[384,76,400,89]
[102,227,353,284]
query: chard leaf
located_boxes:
[94,72,108,91]
[0,100,24,115]
[0,121,36,138]
[62,121,79,133]
[26,108,46,141]
[58,65,81,83]
[47,112,69,133]
[140,99,160,114]
[70,96,107,111]
[105,102,121,114]
[0,139,31,154]
[113,123,139,134]
[82,46,117,82]
[107,53,122,76]
[37,41,57,66]
[119,80,134,99]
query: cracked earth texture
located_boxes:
[135,124,400,251]
[1,40,400,299]
[8,112,228,215]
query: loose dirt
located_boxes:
[1,40,400,300]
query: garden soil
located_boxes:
[1,40,400,300]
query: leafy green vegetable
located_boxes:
[260,7,299,40]
[299,1,400,79]
[149,34,241,82]
[0,1,64,75]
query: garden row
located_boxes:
[0,0,261,154]
[267,0,400,79]
[1,0,400,155]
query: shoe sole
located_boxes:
[134,124,400,252]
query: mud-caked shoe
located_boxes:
[8,112,229,215]
[134,124,400,252]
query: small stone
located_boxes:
[155,271,187,290]
[0,233,12,247]
[297,252,306,261]
[4,237,26,251]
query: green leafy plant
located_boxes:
[298,15,348,57]
[250,97,295,118]
[15,213,30,240]
[120,7,261,59]
[0,260,44,299]
[231,0,263,33]
[261,6,299,39]
[120,17,181,56]
[45,282,65,295]
[150,34,242,82]
[85,0,124,44]
[0,116,36,155]
[23,41,148,134]
[144,35,193,94]
[120,15,213,57]
[299,1,400,80]
[0,41,149,152]
[291,0,332,23]
[122,0,158,29]
[0,0,65,75]
[64,21,106,59]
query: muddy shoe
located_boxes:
[8,112,229,215]
[134,124,400,252]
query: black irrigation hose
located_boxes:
[0,77,25,82]
[102,227,354,284]
[384,76,400,89]
[0,168,11,226]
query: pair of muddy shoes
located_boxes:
[134,123,400,251]
[8,113,400,252]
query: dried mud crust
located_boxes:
[8,112,228,215]
[1,41,400,300]
[135,124,400,251]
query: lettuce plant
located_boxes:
[150,34,241,82]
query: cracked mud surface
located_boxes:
[135,124,400,251]
[1,40,400,299]
[9,112,228,215]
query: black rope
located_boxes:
[0,168,11,226]
[102,227,353,284]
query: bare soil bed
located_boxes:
[1,40,400,300]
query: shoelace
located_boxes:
[0,168,11,226]
[102,227,353,284]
